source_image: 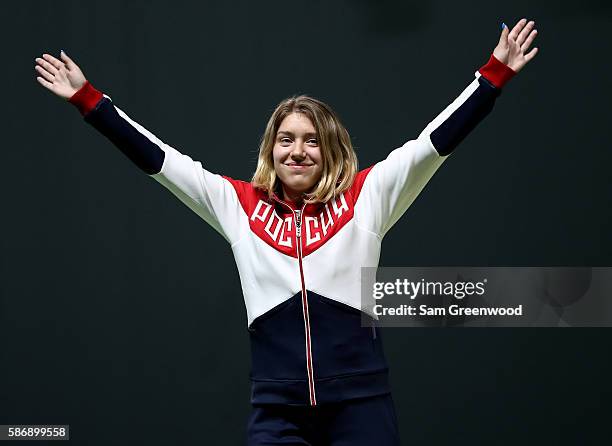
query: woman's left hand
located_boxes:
[493,18,539,73]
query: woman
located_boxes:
[35,18,538,445]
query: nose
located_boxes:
[290,142,306,159]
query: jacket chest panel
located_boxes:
[247,192,354,257]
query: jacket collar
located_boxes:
[269,189,325,215]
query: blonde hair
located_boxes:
[251,95,358,204]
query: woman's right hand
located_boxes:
[35,51,87,100]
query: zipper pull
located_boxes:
[295,210,302,238]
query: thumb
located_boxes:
[498,22,509,47]
[59,50,75,69]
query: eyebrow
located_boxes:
[277,131,318,138]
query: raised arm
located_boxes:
[353,19,539,238]
[34,51,244,244]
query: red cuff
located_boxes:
[68,81,104,116]
[478,54,516,89]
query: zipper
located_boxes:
[276,199,316,406]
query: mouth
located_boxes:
[285,163,314,170]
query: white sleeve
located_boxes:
[354,71,501,237]
[107,102,244,245]
[148,142,242,244]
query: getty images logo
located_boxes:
[372,277,488,300]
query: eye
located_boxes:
[280,138,292,145]
[307,139,318,145]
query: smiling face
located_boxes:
[251,94,359,206]
[272,112,323,203]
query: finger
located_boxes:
[516,20,535,47]
[36,76,54,90]
[521,29,538,53]
[524,47,539,63]
[42,53,65,71]
[35,57,59,76]
[60,50,76,70]
[498,23,509,46]
[508,18,527,42]
[35,65,55,83]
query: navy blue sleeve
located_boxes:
[83,97,165,175]
[429,75,501,156]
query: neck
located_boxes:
[280,184,305,207]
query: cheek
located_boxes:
[312,150,323,175]
[272,147,286,174]
[272,148,286,180]
[272,145,281,164]
[309,147,323,165]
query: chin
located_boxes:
[289,183,312,193]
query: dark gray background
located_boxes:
[2,0,611,444]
